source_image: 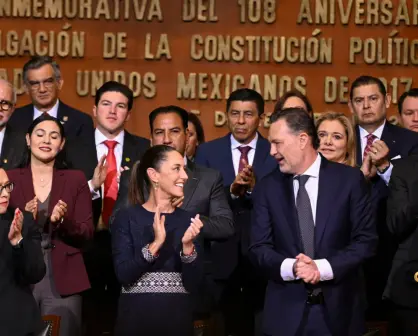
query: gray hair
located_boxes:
[22,56,61,84]
[0,79,17,105]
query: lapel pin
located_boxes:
[63,116,68,122]
[125,157,131,163]
[3,159,7,163]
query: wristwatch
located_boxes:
[377,164,390,174]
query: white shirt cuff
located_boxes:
[315,259,334,281]
[281,258,297,281]
[88,180,101,200]
[377,163,393,186]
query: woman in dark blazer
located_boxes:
[112,145,205,336]
[7,114,93,336]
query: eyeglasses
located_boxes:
[27,78,56,91]
[0,182,14,194]
[0,100,13,112]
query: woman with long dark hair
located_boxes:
[112,144,204,336]
[7,114,93,336]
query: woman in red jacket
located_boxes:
[7,114,93,336]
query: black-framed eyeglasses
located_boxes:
[0,182,14,194]
[0,100,13,112]
[28,77,56,91]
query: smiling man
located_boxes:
[8,56,94,142]
[349,75,418,320]
[65,81,150,336]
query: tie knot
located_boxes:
[238,146,251,155]
[296,175,310,187]
[366,134,377,143]
[104,140,117,150]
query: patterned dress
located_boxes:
[112,205,204,336]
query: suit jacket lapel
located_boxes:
[355,126,362,165]
[182,160,199,209]
[0,127,13,166]
[221,135,236,185]
[381,122,397,157]
[314,159,339,250]
[20,168,36,203]
[121,132,136,168]
[280,173,303,251]
[252,134,270,177]
[50,169,66,209]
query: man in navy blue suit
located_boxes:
[249,108,377,336]
[349,75,418,319]
[195,88,276,336]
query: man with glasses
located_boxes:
[0,169,46,335]
[8,56,94,142]
[0,79,27,169]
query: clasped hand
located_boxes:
[230,159,256,197]
[293,254,320,285]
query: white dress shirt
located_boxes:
[0,127,5,157]
[88,128,125,200]
[358,121,393,185]
[230,132,258,175]
[33,100,59,119]
[280,154,334,282]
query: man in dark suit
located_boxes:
[195,88,277,336]
[385,154,418,335]
[112,105,234,335]
[8,56,94,142]
[249,108,377,336]
[0,168,46,336]
[65,81,149,336]
[349,75,418,319]
[0,79,27,170]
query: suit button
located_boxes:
[51,244,56,249]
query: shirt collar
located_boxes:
[295,153,322,179]
[34,99,59,119]
[359,120,386,140]
[95,128,125,147]
[230,132,259,150]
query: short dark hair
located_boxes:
[187,112,205,144]
[398,88,418,115]
[226,88,264,116]
[95,81,134,111]
[350,75,386,101]
[149,105,188,133]
[23,56,61,84]
[20,114,67,169]
[274,90,313,117]
[129,145,177,204]
[270,107,319,149]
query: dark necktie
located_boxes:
[238,146,251,173]
[363,133,377,162]
[295,175,315,258]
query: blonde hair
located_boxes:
[316,112,357,167]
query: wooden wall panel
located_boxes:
[1,0,418,140]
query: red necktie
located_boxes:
[238,146,251,173]
[102,140,118,227]
[363,134,377,162]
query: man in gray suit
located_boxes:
[112,105,234,334]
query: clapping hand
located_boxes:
[25,196,38,220]
[91,155,108,191]
[230,159,256,197]
[9,208,23,246]
[182,214,203,254]
[50,200,67,224]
